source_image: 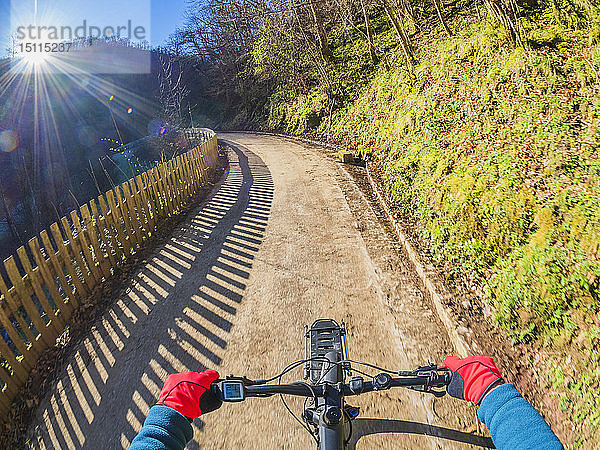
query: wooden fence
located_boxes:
[0,128,218,418]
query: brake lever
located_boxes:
[407,385,447,397]
[398,363,450,397]
[398,363,448,377]
[399,364,427,377]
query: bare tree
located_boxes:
[360,0,379,63]
[382,0,415,69]
[432,0,452,36]
[309,0,333,61]
[483,0,523,46]
[5,34,19,58]
[157,54,191,126]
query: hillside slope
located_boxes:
[264,10,600,447]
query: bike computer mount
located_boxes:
[213,376,254,402]
[304,319,350,382]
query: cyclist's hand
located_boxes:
[443,356,503,405]
[157,370,221,419]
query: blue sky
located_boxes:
[152,0,189,45]
[0,0,190,56]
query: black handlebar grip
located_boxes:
[198,384,223,415]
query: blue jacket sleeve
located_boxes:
[478,383,563,450]
[129,404,193,450]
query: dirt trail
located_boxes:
[26,134,492,449]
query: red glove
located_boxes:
[443,356,503,405]
[157,370,221,418]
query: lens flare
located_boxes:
[0,130,19,153]
[148,118,164,134]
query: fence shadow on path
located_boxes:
[28,142,274,449]
[347,418,495,449]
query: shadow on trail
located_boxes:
[347,418,495,449]
[29,142,273,449]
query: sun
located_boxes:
[14,41,54,73]
[22,49,50,65]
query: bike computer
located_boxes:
[221,380,245,402]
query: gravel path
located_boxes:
[26,134,493,449]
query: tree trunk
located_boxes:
[309,1,332,61]
[432,0,452,36]
[360,0,379,64]
[382,0,414,69]
[399,0,418,32]
[484,0,523,46]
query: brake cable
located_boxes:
[277,373,319,443]
[254,357,334,384]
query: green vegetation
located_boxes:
[330,14,600,347]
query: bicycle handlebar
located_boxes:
[213,370,450,401]
[244,377,438,397]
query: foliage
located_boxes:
[547,326,600,443]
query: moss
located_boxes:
[325,13,600,443]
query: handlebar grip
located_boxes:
[198,383,223,414]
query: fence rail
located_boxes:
[0,128,218,418]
